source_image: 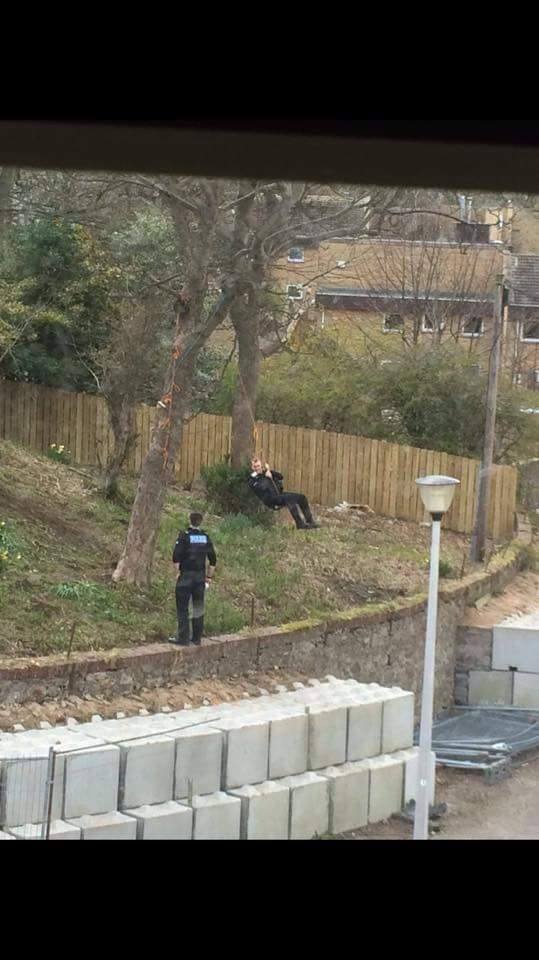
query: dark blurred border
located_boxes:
[0,117,538,193]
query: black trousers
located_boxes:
[272,492,314,528]
[175,574,206,645]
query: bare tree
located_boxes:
[322,236,502,356]
[227,183,401,466]
[93,298,168,498]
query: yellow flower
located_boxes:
[58,445,65,453]
[50,443,57,449]
[16,554,21,560]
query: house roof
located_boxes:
[510,255,539,306]
[316,285,492,303]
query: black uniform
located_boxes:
[248,469,315,529]
[172,526,217,645]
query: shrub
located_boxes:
[438,558,455,579]
[47,442,71,465]
[201,460,275,527]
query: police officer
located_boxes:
[169,512,217,646]
[248,457,320,529]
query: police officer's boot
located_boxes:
[191,615,204,646]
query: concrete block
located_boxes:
[118,736,175,809]
[268,710,308,779]
[381,689,414,753]
[7,820,81,840]
[0,831,15,839]
[68,811,137,840]
[347,698,383,761]
[367,754,405,823]
[513,672,539,708]
[0,747,49,827]
[307,705,347,769]
[192,792,241,840]
[493,616,539,673]
[216,718,269,789]
[229,781,290,840]
[395,748,436,806]
[281,772,329,840]
[125,801,193,840]
[468,670,512,706]
[63,745,120,819]
[174,726,223,799]
[321,762,370,834]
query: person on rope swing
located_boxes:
[248,457,320,529]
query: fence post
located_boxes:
[41,747,57,840]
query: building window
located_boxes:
[461,317,484,337]
[421,314,445,333]
[288,247,304,263]
[535,369,539,384]
[286,284,303,300]
[521,319,539,342]
[383,314,404,333]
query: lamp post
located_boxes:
[414,474,460,841]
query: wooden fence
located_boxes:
[0,380,518,538]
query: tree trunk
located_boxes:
[102,395,136,499]
[230,302,260,468]
[112,288,235,586]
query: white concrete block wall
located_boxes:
[0,748,50,827]
[381,690,414,754]
[468,671,513,706]
[321,762,370,834]
[67,811,137,840]
[7,820,81,840]
[307,705,347,769]
[118,736,175,809]
[347,698,384,761]
[125,801,193,840]
[394,748,436,806]
[63,744,120,819]
[513,673,539,708]
[174,726,223,799]
[216,718,270,789]
[0,677,416,838]
[281,772,329,840]
[229,782,290,840]
[0,830,15,839]
[192,792,241,840]
[268,710,308,779]
[492,614,539,673]
[367,754,405,823]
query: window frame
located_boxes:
[461,316,485,338]
[286,283,304,300]
[383,313,405,334]
[287,247,305,263]
[521,319,539,343]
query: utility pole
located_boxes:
[470,276,507,562]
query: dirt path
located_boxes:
[462,570,539,628]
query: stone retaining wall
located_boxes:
[0,545,526,713]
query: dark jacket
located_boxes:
[248,469,284,506]
[173,527,217,580]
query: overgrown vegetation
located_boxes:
[0,439,474,657]
[209,334,539,463]
[201,460,275,526]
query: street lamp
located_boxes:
[413,474,460,841]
